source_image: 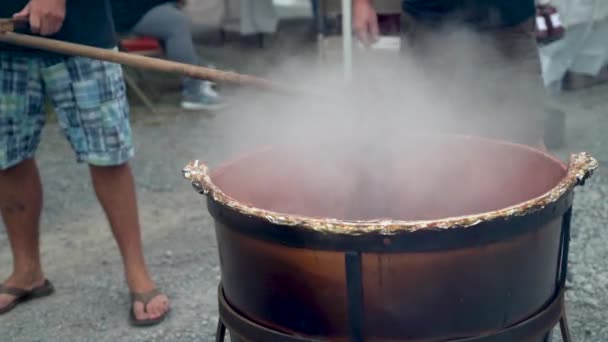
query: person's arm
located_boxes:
[13,0,66,36]
[353,0,379,46]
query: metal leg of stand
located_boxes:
[216,318,226,342]
[558,208,573,342]
[220,29,227,44]
[341,0,353,81]
[560,312,572,342]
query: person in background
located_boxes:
[110,0,226,111]
[0,0,170,326]
[353,0,547,149]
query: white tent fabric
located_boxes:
[222,0,279,35]
[551,0,608,26]
[538,0,608,88]
[185,0,279,35]
[184,0,225,27]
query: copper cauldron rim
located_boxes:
[183,135,598,235]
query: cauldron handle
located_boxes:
[568,152,599,187]
[182,160,213,195]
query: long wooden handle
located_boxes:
[0,30,281,91]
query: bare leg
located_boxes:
[0,159,46,310]
[89,163,169,321]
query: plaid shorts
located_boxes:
[0,52,134,170]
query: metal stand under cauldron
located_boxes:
[213,210,574,342]
[215,286,571,342]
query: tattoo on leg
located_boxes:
[1,202,27,214]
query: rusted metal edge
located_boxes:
[182,152,598,236]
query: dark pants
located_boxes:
[399,14,545,146]
[130,2,208,96]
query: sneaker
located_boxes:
[203,64,221,89]
[180,81,227,111]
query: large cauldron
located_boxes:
[183,135,597,342]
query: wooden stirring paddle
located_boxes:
[0,18,285,93]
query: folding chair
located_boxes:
[118,36,164,113]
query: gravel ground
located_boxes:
[1,21,607,342]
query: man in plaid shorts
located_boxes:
[0,0,170,326]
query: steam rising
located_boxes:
[208,22,548,221]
